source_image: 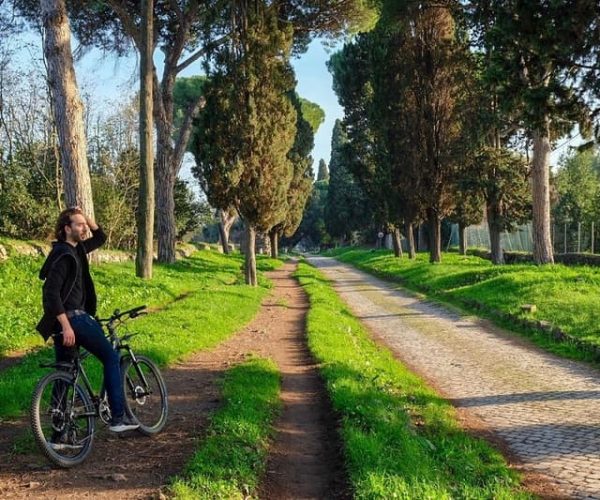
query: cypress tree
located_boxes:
[193,1,296,285]
[316,159,329,181]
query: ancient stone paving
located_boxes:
[309,256,600,500]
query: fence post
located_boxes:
[593,222,595,254]
[578,222,581,253]
[564,223,567,254]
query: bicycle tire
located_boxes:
[30,371,95,468]
[121,355,168,435]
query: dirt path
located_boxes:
[0,261,346,499]
[309,256,600,500]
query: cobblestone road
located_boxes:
[309,256,600,500]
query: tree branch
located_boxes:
[173,92,206,175]
[176,34,230,73]
[105,0,142,51]
[167,0,184,21]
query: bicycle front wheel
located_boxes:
[30,371,95,468]
[121,355,168,435]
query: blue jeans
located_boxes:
[55,313,125,421]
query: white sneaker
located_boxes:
[109,417,139,433]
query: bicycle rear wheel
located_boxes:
[121,355,168,435]
[30,372,95,468]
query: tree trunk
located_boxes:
[136,0,154,279]
[428,211,442,263]
[487,204,504,264]
[392,227,403,258]
[218,211,230,255]
[155,136,177,263]
[244,223,257,286]
[531,122,554,264]
[41,0,94,216]
[269,230,279,259]
[218,208,236,254]
[406,222,416,259]
[417,223,428,252]
[459,222,467,256]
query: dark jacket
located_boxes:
[36,226,107,340]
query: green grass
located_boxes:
[0,250,281,419]
[295,261,531,499]
[326,247,600,358]
[171,356,281,499]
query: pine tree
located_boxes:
[472,0,600,264]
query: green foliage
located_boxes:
[287,180,331,249]
[316,159,329,182]
[194,2,296,232]
[324,120,372,241]
[328,247,600,358]
[472,1,600,136]
[0,144,59,240]
[296,261,530,499]
[171,357,281,499]
[465,147,531,232]
[299,98,325,135]
[270,92,317,240]
[0,250,281,418]
[173,179,213,240]
[173,76,207,135]
[553,149,600,224]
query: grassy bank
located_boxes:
[296,261,530,499]
[0,250,281,418]
[326,247,600,358]
[171,356,281,499]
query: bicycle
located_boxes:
[30,305,168,468]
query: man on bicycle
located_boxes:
[36,207,139,438]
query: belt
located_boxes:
[66,309,87,319]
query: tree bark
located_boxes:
[244,223,257,286]
[155,125,177,263]
[136,0,154,279]
[269,230,279,259]
[459,222,467,256]
[392,227,403,258]
[405,222,416,259]
[531,122,554,264]
[487,205,504,265]
[428,211,442,263]
[417,223,428,252]
[218,208,236,254]
[218,210,230,255]
[41,0,94,216]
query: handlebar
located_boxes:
[97,305,147,324]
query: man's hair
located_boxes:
[55,207,83,241]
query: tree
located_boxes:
[136,0,153,278]
[401,2,472,263]
[288,179,330,250]
[472,1,600,264]
[316,159,329,182]
[194,1,296,285]
[268,92,321,258]
[467,147,531,264]
[553,149,600,227]
[325,120,371,243]
[447,183,483,256]
[41,0,95,218]
[13,0,379,263]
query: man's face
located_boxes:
[65,214,88,243]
